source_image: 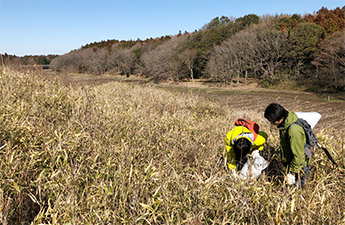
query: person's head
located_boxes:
[264,103,288,126]
[233,138,252,167]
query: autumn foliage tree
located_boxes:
[304,6,345,35]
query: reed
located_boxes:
[0,69,344,224]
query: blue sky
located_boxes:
[0,0,342,56]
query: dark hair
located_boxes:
[264,103,289,124]
[233,138,252,170]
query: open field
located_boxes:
[43,70,345,132]
[1,69,344,224]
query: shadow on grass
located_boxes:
[262,145,286,185]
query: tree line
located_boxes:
[0,54,58,66]
[7,6,345,92]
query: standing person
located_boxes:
[225,119,267,174]
[264,103,310,187]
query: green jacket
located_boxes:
[278,112,307,174]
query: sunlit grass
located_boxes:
[0,69,344,224]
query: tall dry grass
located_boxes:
[0,69,344,224]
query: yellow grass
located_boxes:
[0,69,344,224]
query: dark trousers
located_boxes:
[294,164,310,188]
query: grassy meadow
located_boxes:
[0,69,344,224]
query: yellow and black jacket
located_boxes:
[225,126,267,171]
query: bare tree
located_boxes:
[254,28,289,82]
[78,48,108,75]
[312,31,345,90]
[108,47,136,76]
[207,24,259,84]
[50,48,109,75]
[141,36,185,81]
[179,49,197,81]
[50,51,82,73]
[207,43,236,84]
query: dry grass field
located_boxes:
[0,69,344,224]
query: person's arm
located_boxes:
[288,125,306,174]
[225,130,237,170]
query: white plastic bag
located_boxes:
[295,112,321,129]
[239,150,268,180]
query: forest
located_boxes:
[1,54,57,66]
[2,6,345,92]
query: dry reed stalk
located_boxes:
[0,69,344,224]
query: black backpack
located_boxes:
[288,118,338,166]
[288,118,318,149]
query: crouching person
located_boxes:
[225,119,268,179]
[264,103,311,188]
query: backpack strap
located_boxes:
[287,122,313,160]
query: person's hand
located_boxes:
[286,173,295,185]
